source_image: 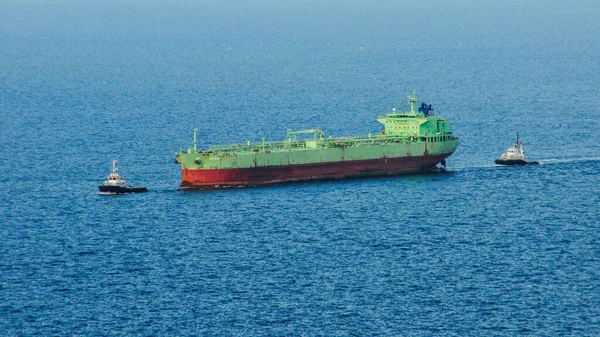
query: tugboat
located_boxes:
[495,133,539,166]
[98,160,147,194]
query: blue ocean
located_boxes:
[1,0,600,335]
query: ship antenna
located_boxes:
[112,160,117,175]
[193,128,198,153]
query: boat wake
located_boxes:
[451,157,600,171]
[451,164,498,171]
[537,157,600,165]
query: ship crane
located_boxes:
[285,128,325,142]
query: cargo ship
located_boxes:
[175,92,459,188]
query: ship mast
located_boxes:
[408,90,417,113]
[516,132,524,157]
[193,128,198,153]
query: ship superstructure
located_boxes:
[175,92,459,188]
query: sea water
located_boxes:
[1,0,599,335]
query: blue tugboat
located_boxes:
[99,160,147,194]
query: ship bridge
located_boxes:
[378,92,452,138]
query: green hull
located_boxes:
[178,137,458,170]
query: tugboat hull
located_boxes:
[495,159,539,166]
[99,185,147,194]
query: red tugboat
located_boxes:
[98,160,147,194]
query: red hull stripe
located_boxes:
[181,154,451,188]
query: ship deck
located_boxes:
[200,134,456,155]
